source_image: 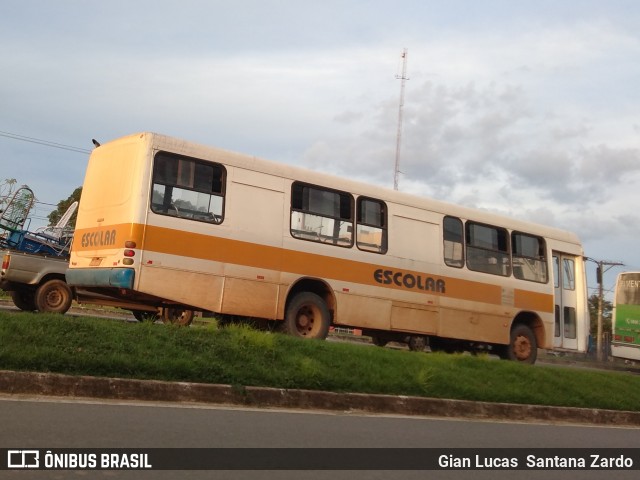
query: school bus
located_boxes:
[67,132,589,363]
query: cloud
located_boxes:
[2,1,640,270]
[300,65,640,258]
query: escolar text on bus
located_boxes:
[373,268,446,293]
[80,229,117,248]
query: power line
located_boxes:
[0,194,57,206]
[0,130,91,154]
[34,200,59,207]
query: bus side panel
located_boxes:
[215,168,285,318]
[221,277,280,319]
[438,303,511,344]
[390,304,438,334]
[333,293,392,330]
[611,345,640,361]
[138,264,224,312]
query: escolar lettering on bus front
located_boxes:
[373,268,445,293]
[81,229,117,248]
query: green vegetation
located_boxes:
[1,311,640,411]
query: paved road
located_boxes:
[1,395,638,480]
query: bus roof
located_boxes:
[100,132,583,248]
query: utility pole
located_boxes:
[394,48,408,191]
[591,258,624,361]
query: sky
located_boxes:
[1,0,639,297]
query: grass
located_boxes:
[1,310,640,411]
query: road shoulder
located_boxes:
[1,369,638,427]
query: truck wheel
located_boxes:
[10,289,37,311]
[283,292,331,339]
[35,279,73,314]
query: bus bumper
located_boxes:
[66,268,135,290]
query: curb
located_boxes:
[1,370,639,427]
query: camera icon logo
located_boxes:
[7,450,40,468]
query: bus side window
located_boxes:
[151,152,225,224]
[512,232,548,283]
[443,216,464,268]
[563,258,575,290]
[356,197,387,254]
[465,222,510,276]
[290,182,354,247]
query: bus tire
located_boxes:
[10,288,37,311]
[132,310,159,322]
[429,337,461,354]
[371,335,388,347]
[35,279,72,314]
[284,292,330,339]
[162,307,194,326]
[408,335,427,352]
[501,324,537,364]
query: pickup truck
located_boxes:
[1,249,73,313]
[1,249,192,322]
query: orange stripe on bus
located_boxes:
[514,289,554,312]
[72,223,553,312]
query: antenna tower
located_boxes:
[394,48,408,191]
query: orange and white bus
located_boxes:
[67,132,589,363]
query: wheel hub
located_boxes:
[513,335,532,360]
[46,291,63,307]
[296,306,316,334]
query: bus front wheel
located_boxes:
[162,307,194,326]
[500,324,537,364]
[283,292,330,339]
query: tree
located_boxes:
[588,294,612,335]
[48,187,82,229]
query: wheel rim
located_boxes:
[295,304,320,336]
[409,336,426,351]
[164,308,193,326]
[513,334,532,361]
[45,289,65,309]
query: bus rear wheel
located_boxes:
[132,309,159,322]
[371,335,389,347]
[283,292,330,339]
[408,335,427,352]
[500,324,537,364]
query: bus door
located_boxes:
[553,252,578,349]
